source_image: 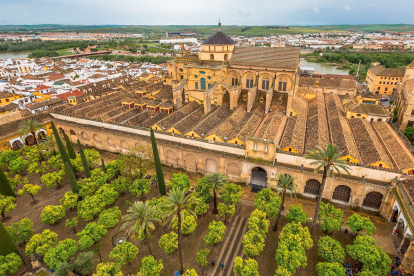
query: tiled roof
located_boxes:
[211,104,248,139]
[202,31,236,45]
[229,106,265,143]
[26,98,63,110]
[304,94,330,153]
[172,106,205,134]
[299,77,357,89]
[372,121,414,171]
[229,47,300,69]
[280,95,308,154]
[55,90,85,101]
[192,105,232,136]
[368,66,406,77]
[347,103,390,116]
[156,101,200,130]
[349,119,394,167]
[0,91,14,99]
[35,85,51,91]
[254,108,286,143]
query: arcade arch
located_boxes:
[332,185,351,204]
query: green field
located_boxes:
[1,24,414,36]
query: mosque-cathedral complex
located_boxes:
[3,27,414,269]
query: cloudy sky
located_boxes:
[1,0,413,26]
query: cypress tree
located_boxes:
[77,139,91,178]
[150,128,165,195]
[101,158,107,173]
[65,162,79,194]
[0,221,18,256]
[65,134,77,160]
[51,121,73,171]
[0,168,15,197]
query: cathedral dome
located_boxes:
[202,30,236,45]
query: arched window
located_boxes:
[278,77,287,92]
[224,54,228,61]
[200,78,206,90]
[262,76,269,90]
[246,75,254,88]
[210,54,214,60]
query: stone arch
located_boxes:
[362,191,384,210]
[332,185,352,204]
[58,127,65,139]
[37,130,47,141]
[242,71,255,89]
[251,167,268,186]
[222,88,230,104]
[304,179,321,196]
[81,132,90,145]
[166,150,178,167]
[227,163,240,179]
[120,140,129,152]
[275,74,293,92]
[94,134,103,149]
[11,139,24,150]
[24,135,35,146]
[205,158,218,173]
[184,154,197,171]
[107,137,116,150]
[69,130,77,142]
[227,70,240,86]
[258,73,272,90]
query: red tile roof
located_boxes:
[55,90,85,101]
[48,73,65,81]
[35,85,51,91]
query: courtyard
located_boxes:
[2,146,403,276]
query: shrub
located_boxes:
[317,236,345,263]
[158,232,178,254]
[94,262,123,276]
[172,210,197,234]
[60,191,79,209]
[77,222,107,250]
[95,184,119,206]
[77,195,105,221]
[139,256,163,276]
[26,229,58,256]
[44,239,78,269]
[40,205,66,224]
[6,218,34,245]
[98,206,122,228]
[109,242,139,266]
[0,253,23,275]
[196,248,210,268]
[204,221,226,245]
[286,204,308,225]
[167,173,191,191]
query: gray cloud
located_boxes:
[0,0,413,25]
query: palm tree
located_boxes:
[304,143,351,234]
[162,189,200,274]
[18,119,44,145]
[202,173,228,214]
[40,133,57,155]
[121,201,159,256]
[272,174,300,231]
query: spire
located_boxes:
[219,19,221,31]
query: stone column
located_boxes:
[401,241,414,274]
[398,235,409,253]
[393,220,400,235]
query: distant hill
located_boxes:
[1,24,414,35]
[304,24,414,33]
